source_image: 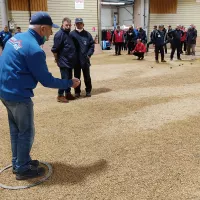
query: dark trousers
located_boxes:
[164,44,167,54]
[186,43,192,55]
[133,52,144,59]
[123,42,127,51]
[128,42,134,54]
[186,44,196,55]
[58,67,72,96]
[181,41,186,53]
[170,43,181,59]
[74,64,92,94]
[155,45,164,61]
[115,42,123,55]
[147,41,153,52]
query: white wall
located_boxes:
[101,5,117,29]
[101,5,134,29]
[119,5,133,26]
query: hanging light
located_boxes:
[101,2,125,5]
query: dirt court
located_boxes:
[1,49,200,200]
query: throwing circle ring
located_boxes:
[0,161,53,190]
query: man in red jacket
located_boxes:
[113,25,124,55]
[132,39,146,60]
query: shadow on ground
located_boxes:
[43,159,108,186]
[92,88,112,96]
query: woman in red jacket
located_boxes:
[132,39,146,60]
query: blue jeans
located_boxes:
[1,99,35,173]
[58,67,72,96]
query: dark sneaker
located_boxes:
[57,96,68,103]
[66,93,75,100]
[156,60,159,63]
[161,60,166,62]
[75,93,81,98]
[177,58,182,60]
[86,92,91,97]
[16,166,45,180]
[13,160,40,174]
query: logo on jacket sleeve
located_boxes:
[8,37,22,50]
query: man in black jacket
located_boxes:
[168,25,183,61]
[127,26,136,54]
[147,25,157,52]
[186,25,197,55]
[52,17,77,103]
[70,18,95,97]
[138,27,147,44]
[162,26,167,54]
[152,25,166,63]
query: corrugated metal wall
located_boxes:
[47,0,98,45]
[7,0,48,35]
[0,0,98,46]
[150,0,178,14]
[8,11,30,31]
[149,0,200,35]
[8,0,47,11]
[0,5,2,29]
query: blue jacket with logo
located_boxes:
[0,31,12,47]
[152,30,165,46]
[0,29,73,102]
[51,28,76,68]
[70,30,94,68]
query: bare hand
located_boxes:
[71,78,80,88]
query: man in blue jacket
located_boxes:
[0,25,12,50]
[152,25,166,63]
[52,17,77,103]
[0,12,80,180]
[70,18,95,98]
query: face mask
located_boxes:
[43,36,47,43]
[39,35,47,45]
[76,28,83,32]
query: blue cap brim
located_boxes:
[52,24,59,28]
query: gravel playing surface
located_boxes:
[1,50,200,199]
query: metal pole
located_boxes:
[1,0,8,29]
[140,0,145,28]
[28,0,31,21]
[97,0,101,44]
[146,0,150,42]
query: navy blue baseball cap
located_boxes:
[75,18,84,23]
[30,11,59,28]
